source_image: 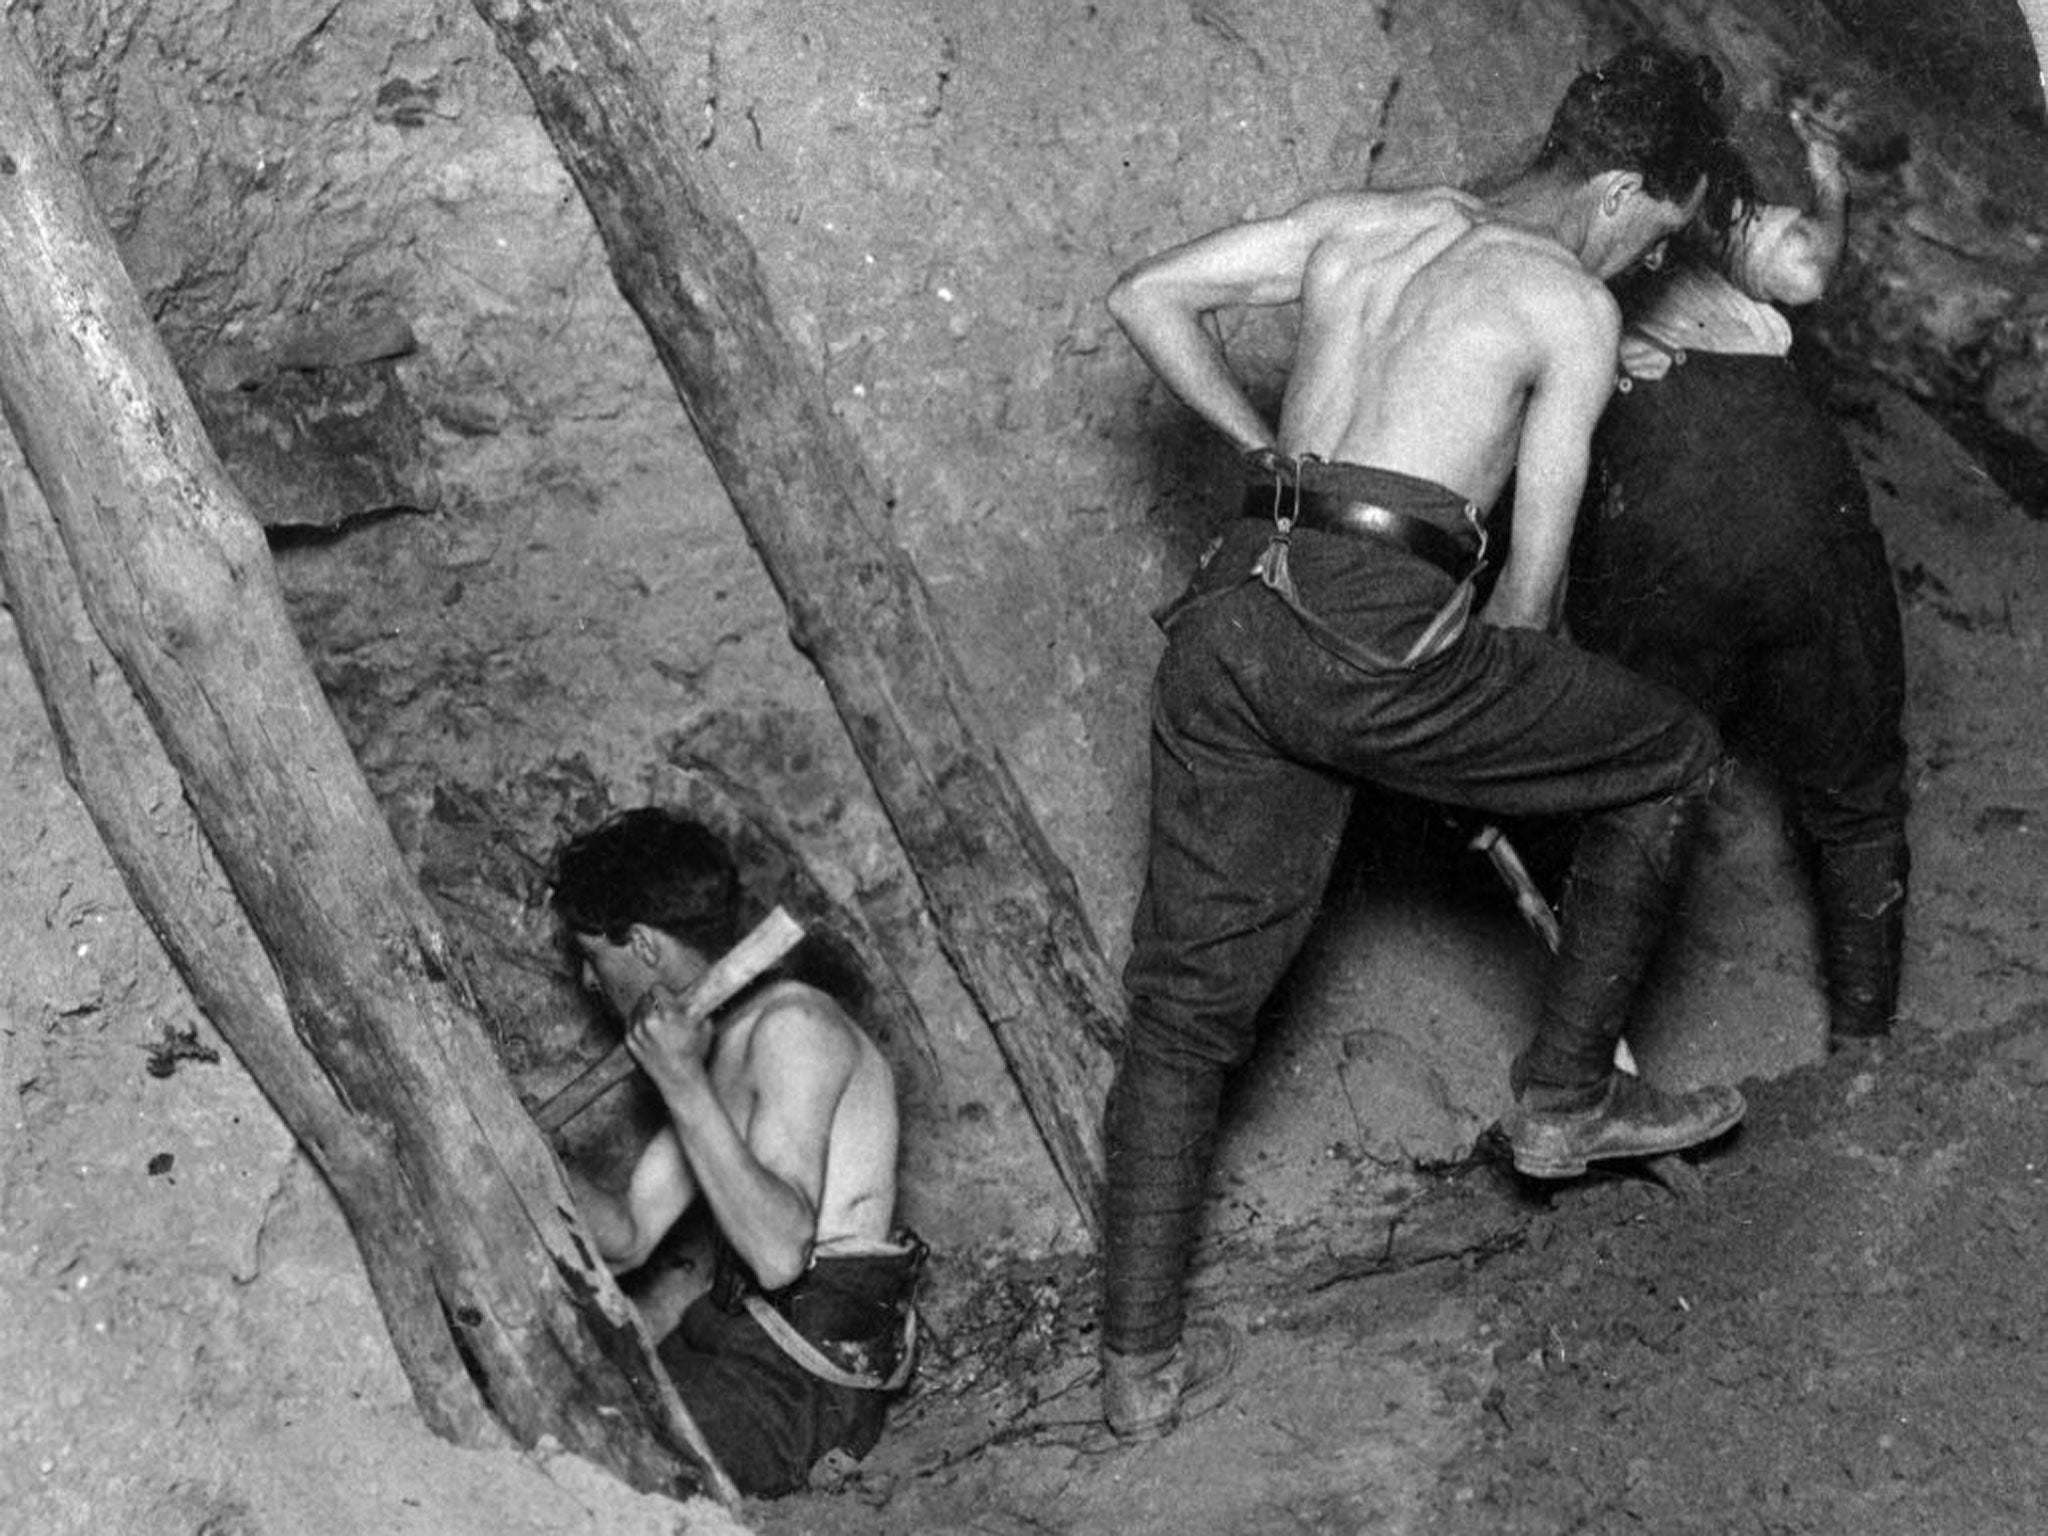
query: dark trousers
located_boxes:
[662,1247,916,1497]
[1104,493,1720,1357]
[1577,351,1909,1036]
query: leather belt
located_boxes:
[1242,486,1478,580]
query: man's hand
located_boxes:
[625,985,716,1096]
[1787,86,1852,158]
[1788,99,1846,193]
[1618,332,1675,382]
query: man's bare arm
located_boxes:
[1106,207,1334,456]
[1482,282,1622,631]
[570,1127,697,1273]
[1739,109,1848,307]
[631,990,854,1290]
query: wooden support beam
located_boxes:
[470,0,1122,1229]
[2011,0,2048,113]
[0,22,730,1504]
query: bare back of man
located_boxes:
[1111,180,1672,629]
[1285,201,1615,498]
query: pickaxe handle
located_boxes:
[1469,822,1562,953]
[532,906,806,1134]
[1470,822,1642,1077]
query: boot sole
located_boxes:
[1100,1322,1242,1443]
[1510,1099,1746,1180]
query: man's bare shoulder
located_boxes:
[1449,217,1597,277]
[1284,187,1493,305]
[1451,228,1621,336]
[1287,184,1484,243]
[726,980,874,1073]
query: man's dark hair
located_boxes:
[549,808,739,956]
[1536,42,1733,209]
[1677,135,1763,268]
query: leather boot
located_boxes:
[1505,1071,1745,1178]
[1101,1320,1242,1441]
[1815,833,1908,1044]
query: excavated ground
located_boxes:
[5,53,2048,1528]
[744,382,2048,1534]
[740,1025,2048,1536]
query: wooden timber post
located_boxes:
[470,0,1123,1227]
[2028,0,2048,116]
[0,24,733,1503]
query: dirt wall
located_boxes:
[8,2,2048,1532]
[12,0,1618,1247]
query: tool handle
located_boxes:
[1472,824,1644,1080]
[533,906,806,1134]
[1470,823,1563,952]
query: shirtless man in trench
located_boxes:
[1100,43,1749,1438]
[551,808,917,1497]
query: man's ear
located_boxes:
[1599,169,1644,216]
[625,922,664,967]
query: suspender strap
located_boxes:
[741,1293,920,1392]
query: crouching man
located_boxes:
[550,808,922,1497]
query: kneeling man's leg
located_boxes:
[660,1299,886,1498]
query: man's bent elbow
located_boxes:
[569,1176,650,1271]
[1105,262,1179,338]
[1105,269,1146,334]
[1750,225,1840,308]
[751,1238,816,1294]
[1767,258,1832,308]
[594,1217,659,1275]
